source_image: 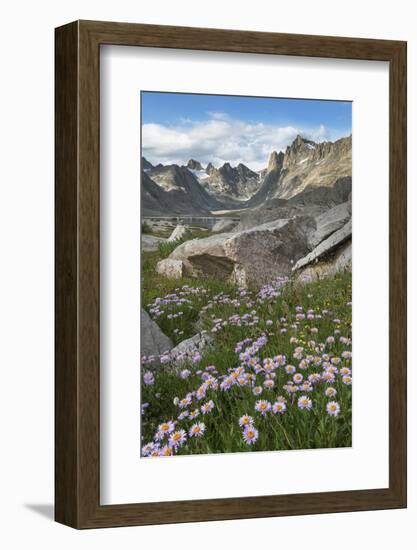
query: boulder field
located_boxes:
[156,199,352,288]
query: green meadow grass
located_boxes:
[141,244,352,455]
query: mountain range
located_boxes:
[141,134,352,216]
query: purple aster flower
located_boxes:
[242,425,259,445]
[201,400,215,414]
[159,445,174,457]
[239,414,254,427]
[297,395,312,410]
[141,442,154,456]
[293,373,303,384]
[143,371,155,385]
[178,394,192,408]
[322,371,336,383]
[189,409,200,420]
[255,400,271,415]
[189,422,206,437]
[168,429,187,448]
[285,364,296,374]
[160,354,171,364]
[157,421,175,436]
[272,401,286,414]
[326,401,341,417]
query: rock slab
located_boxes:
[309,200,351,248]
[211,219,238,233]
[170,332,214,364]
[156,258,184,279]
[141,234,166,252]
[293,219,352,271]
[141,309,173,356]
[168,224,190,242]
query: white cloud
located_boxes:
[142,116,347,171]
[206,111,231,121]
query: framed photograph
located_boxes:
[55,20,407,528]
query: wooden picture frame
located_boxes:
[55,20,407,528]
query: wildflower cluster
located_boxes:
[141,270,352,457]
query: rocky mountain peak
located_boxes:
[197,161,262,202]
[142,157,154,170]
[247,151,284,207]
[206,162,216,175]
[267,151,284,172]
[283,135,317,168]
[334,135,352,155]
[142,134,351,215]
[294,134,304,146]
[143,163,222,215]
[237,163,258,179]
[287,134,316,154]
[187,159,204,171]
[249,134,351,205]
[219,162,234,177]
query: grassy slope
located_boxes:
[141,239,352,456]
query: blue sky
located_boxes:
[141,91,352,170]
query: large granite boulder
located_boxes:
[168,216,316,287]
[293,219,352,272]
[141,309,173,357]
[308,200,351,248]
